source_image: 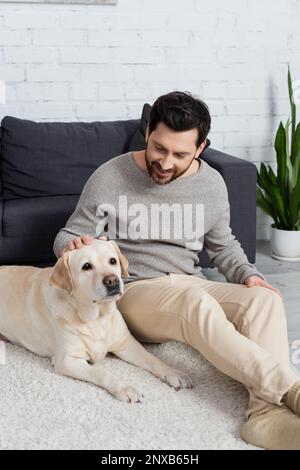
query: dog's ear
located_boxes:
[108,240,129,278]
[49,252,74,294]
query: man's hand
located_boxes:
[59,235,107,257]
[244,275,284,302]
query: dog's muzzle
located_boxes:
[102,274,122,296]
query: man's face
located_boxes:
[145,122,206,185]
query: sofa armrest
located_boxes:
[0,126,2,200]
[0,127,3,255]
[0,200,3,256]
[199,147,257,267]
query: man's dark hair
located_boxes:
[148,91,211,148]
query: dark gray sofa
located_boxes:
[0,114,257,269]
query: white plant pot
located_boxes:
[270,225,300,261]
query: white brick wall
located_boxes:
[0,0,300,239]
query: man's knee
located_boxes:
[244,286,286,324]
[180,285,225,325]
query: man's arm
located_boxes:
[203,177,265,285]
[53,169,106,258]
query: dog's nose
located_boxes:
[103,274,119,288]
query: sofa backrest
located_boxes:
[0,116,140,200]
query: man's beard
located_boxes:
[145,147,194,186]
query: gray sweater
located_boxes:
[53,151,265,285]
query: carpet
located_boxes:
[0,340,259,450]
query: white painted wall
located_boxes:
[0,0,299,239]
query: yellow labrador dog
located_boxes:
[0,239,193,402]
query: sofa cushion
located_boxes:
[0,116,140,200]
[1,194,79,264]
[129,103,211,151]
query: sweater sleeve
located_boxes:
[53,169,107,259]
[203,177,266,284]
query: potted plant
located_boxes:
[256,66,300,260]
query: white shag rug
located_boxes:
[0,340,259,450]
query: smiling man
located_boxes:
[141,122,203,184]
[53,91,300,450]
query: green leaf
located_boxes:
[272,121,290,226]
[256,187,280,225]
[267,165,277,186]
[257,163,276,191]
[288,65,296,153]
[257,162,288,227]
[290,163,300,227]
[256,166,265,190]
[258,162,275,191]
[274,121,287,194]
[291,122,300,185]
[284,119,294,208]
[268,185,289,228]
[285,118,290,158]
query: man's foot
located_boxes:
[282,380,300,417]
[241,403,300,450]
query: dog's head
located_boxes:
[49,239,129,318]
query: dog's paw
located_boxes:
[114,385,144,403]
[163,370,194,391]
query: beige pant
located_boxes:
[116,273,299,419]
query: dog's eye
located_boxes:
[109,257,117,265]
[82,262,93,271]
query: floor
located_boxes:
[203,240,300,373]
